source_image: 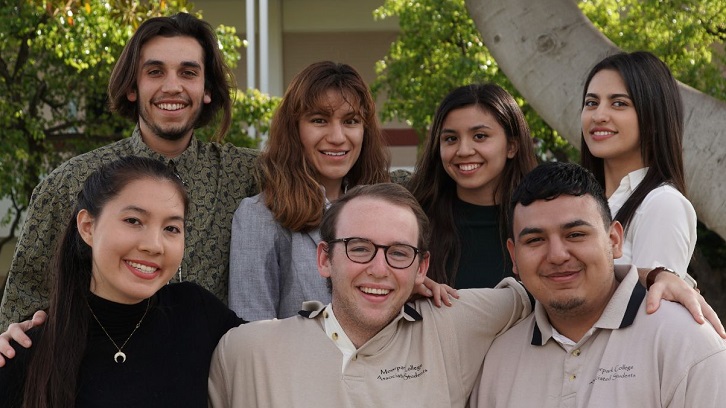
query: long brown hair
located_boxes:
[409,84,537,285]
[22,157,188,408]
[580,51,687,232]
[260,61,390,232]
[107,12,235,141]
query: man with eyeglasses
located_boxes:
[207,182,719,407]
[207,182,532,407]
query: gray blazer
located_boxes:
[228,193,330,321]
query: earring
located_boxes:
[177,265,183,282]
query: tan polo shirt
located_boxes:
[472,265,726,408]
[208,278,531,407]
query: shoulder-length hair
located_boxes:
[22,157,188,408]
[108,12,235,141]
[409,84,537,285]
[260,61,390,232]
[580,51,686,232]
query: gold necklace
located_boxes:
[88,298,151,363]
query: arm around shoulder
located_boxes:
[0,168,78,329]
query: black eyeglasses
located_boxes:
[327,237,420,269]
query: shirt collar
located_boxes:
[130,125,201,169]
[608,167,648,215]
[530,264,645,346]
[299,301,423,354]
[298,301,422,323]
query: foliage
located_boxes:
[196,89,281,148]
[580,0,726,100]
[371,0,493,137]
[372,0,726,160]
[371,0,577,162]
[0,0,271,254]
[373,0,726,280]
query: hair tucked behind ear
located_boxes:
[22,156,187,408]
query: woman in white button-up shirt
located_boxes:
[579,51,697,275]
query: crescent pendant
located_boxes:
[114,351,127,363]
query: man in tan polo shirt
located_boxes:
[472,162,726,408]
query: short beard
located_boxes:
[137,99,204,141]
[548,297,586,314]
[140,114,196,141]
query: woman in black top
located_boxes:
[0,157,242,408]
[408,84,537,288]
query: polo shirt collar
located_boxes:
[298,301,423,354]
[298,301,422,322]
[530,264,644,346]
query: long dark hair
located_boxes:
[108,12,235,141]
[22,156,188,408]
[409,84,537,285]
[580,51,686,232]
[260,61,390,232]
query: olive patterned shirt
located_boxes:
[0,127,260,329]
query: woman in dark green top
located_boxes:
[409,84,537,288]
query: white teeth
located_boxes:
[157,103,185,111]
[360,287,390,295]
[127,261,157,274]
[458,163,481,171]
[324,151,346,156]
[593,131,614,136]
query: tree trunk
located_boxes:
[465,0,726,243]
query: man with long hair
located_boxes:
[0,13,259,330]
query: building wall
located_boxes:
[195,0,418,168]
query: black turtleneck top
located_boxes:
[0,282,242,408]
[452,198,513,289]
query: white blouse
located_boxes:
[608,168,697,276]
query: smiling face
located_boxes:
[127,35,211,148]
[318,196,428,346]
[439,105,517,205]
[508,194,622,331]
[299,89,365,200]
[78,177,185,304]
[581,69,643,172]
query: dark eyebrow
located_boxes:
[141,59,164,68]
[179,61,202,70]
[609,93,631,100]
[122,205,185,223]
[585,92,631,100]
[141,60,202,70]
[563,219,593,230]
[517,219,593,239]
[517,227,543,239]
[441,124,492,135]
